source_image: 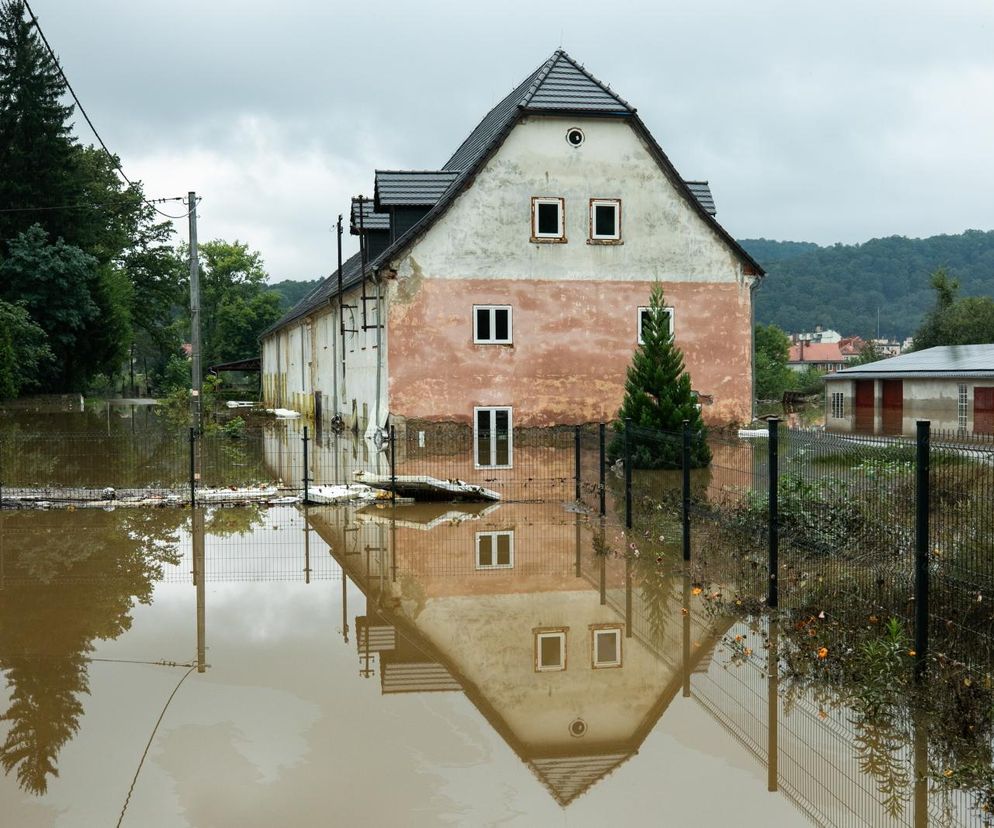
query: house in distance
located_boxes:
[261,50,764,466]
[824,344,994,436]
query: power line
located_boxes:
[0,197,186,214]
[21,0,197,222]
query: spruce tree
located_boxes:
[609,284,711,469]
[0,0,81,248]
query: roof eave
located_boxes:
[627,114,764,278]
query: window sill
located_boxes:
[530,236,568,244]
[472,341,514,347]
[587,238,624,245]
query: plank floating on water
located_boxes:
[354,471,501,502]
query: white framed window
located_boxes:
[535,628,567,672]
[531,197,565,241]
[474,305,512,344]
[831,391,845,419]
[474,406,513,468]
[589,198,621,242]
[476,531,514,569]
[591,626,622,668]
[958,383,969,433]
[637,306,674,344]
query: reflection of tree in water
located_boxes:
[0,509,182,795]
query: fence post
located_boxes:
[624,417,633,530]
[390,425,397,505]
[598,423,606,517]
[682,419,691,562]
[188,427,196,508]
[914,420,930,676]
[302,425,310,504]
[768,417,779,609]
[574,425,581,502]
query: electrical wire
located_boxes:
[0,198,183,214]
[116,663,197,828]
[21,0,198,221]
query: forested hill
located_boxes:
[270,278,322,310]
[741,230,994,339]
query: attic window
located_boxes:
[535,628,567,672]
[531,197,565,243]
[566,127,585,147]
[589,199,621,243]
[592,626,622,668]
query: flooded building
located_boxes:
[824,343,994,435]
[261,50,764,450]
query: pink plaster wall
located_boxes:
[388,278,753,427]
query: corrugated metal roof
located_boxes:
[825,344,994,380]
[684,181,716,216]
[351,196,389,234]
[373,170,459,208]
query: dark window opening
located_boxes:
[537,202,560,235]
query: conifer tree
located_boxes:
[609,284,711,469]
[0,0,81,248]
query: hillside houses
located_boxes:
[261,50,764,462]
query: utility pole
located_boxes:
[188,191,202,433]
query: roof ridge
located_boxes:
[550,50,634,113]
[519,49,564,108]
[374,169,460,174]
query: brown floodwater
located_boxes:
[1,499,981,828]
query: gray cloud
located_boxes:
[35,0,994,279]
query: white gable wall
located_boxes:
[391,115,749,284]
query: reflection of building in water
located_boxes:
[308,501,981,824]
[308,502,723,805]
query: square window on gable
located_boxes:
[531,197,565,242]
[591,626,622,668]
[535,628,567,672]
[589,199,621,242]
[474,305,512,344]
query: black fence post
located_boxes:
[598,423,606,517]
[188,427,196,508]
[915,419,930,677]
[390,425,397,505]
[302,425,310,504]
[574,425,581,502]
[768,417,779,609]
[624,417,633,530]
[682,419,691,562]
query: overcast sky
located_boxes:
[34,0,994,281]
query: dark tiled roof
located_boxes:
[374,170,459,208]
[444,50,633,172]
[261,251,365,335]
[351,196,389,235]
[684,180,716,216]
[263,50,763,339]
[826,344,994,380]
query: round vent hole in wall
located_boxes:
[566,127,585,147]
[569,718,587,738]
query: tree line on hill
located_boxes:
[0,0,290,400]
[742,232,994,341]
[755,267,994,402]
